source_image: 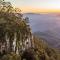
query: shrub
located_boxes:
[1,53,21,60]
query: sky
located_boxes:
[5,0,60,13]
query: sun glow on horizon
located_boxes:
[5,0,60,13]
[19,7,60,13]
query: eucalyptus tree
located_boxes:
[0,0,18,53]
[0,0,32,54]
[24,17,33,48]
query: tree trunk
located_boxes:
[13,32,16,53]
[5,32,9,53]
[30,34,34,48]
[9,32,14,52]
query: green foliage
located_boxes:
[1,53,21,60]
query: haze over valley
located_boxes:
[24,13,60,48]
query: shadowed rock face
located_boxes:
[21,49,35,60]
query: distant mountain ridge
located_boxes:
[34,31,60,49]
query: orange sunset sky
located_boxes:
[5,0,60,13]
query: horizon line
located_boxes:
[13,6,60,13]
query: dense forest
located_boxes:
[0,0,60,60]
